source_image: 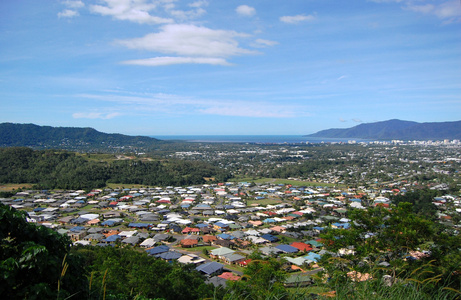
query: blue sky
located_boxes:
[0,0,460,136]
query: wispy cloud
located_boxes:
[280,14,316,24]
[164,0,208,20]
[404,0,461,22]
[58,9,79,18]
[352,118,362,123]
[252,39,279,48]
[77,93,309,118]
[62,0,84,9]
[121,56,231,66]
[89,0,173,24]
[72,112,122,119]
[236,5,256,17]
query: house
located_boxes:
[196,262,224,276]
[290,242,313,252]
[222,253,246,265]
[122,236,140,246]
[145,245,169,256]
[180,238,198,248]
[156,251,182,262]
[202,235,218,244]
[177,254,206,265]
[210,247,235,259]
[140,238,156,248]
[218,272,240,281]
[260,234,278,243]
[275,244,299,254]
[284,273,313,287]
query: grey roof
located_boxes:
[156,251,182,261]
[196,261,224,275]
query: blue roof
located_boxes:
[104,234,121,242]
[156,251,182,260]
[101,220,118,226]
[195,223,209,228]
[196,261,224,275]
[146,245,169,255]
[128,223,150,228]
[214,222,229,227]
[217,233,235,240]
[70,226,85,232]
[263,218,276,223]
[33,207,46,212]
[304,252,322,262]
[275,244,299,253]
[261,234,278,242]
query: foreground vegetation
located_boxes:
[2,201,460,300]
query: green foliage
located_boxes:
[0,147,230,190]
[391,189,440,218]
[0,204,86,299]
[225,258,288,300]
[74,246,214,300]
[319,202,461,298]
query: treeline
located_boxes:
[0,147,230,190]
[0,204,218,300]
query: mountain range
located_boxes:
[0,123,161,151]
[306,119,461,140]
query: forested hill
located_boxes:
[0,123,162,152]
[306,119,461,140]
[0,147,230,189]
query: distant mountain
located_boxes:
[0,123,161,151]
[306,119,461,140]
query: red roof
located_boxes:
[218,272,240,281]
[290,242,313,252]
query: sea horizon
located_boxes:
[150,135,371,144]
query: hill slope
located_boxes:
[0,123,161,151]
[306,119,461,140]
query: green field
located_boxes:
[229,177,341,187]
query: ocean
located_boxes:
[150,135,371,144]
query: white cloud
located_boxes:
[58,9,79,18]
[72,112,121,119]
[375,0,461,22]
[77,93,308,118]
[189,1,208,8]
[117,24,257,57]
[352,118,362,123]
[339,118,347,122]
[280,14,316,24]
[121,56,231,66]
[236,5,256,17]
[89,0,173,24]
[62,0,84,9]
[163,0,207,20]
[405,1,461,23]
[252,39,278,48]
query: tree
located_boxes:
[0,204,86,299]
[225,258,287,300]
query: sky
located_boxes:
[0,0,460,136]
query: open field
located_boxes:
[230,177,341,187]
[0,183,34,191]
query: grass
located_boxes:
[247,198,283,206]
[228,177,342,187]
[104,183,153,189]
[0,183,34,191]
